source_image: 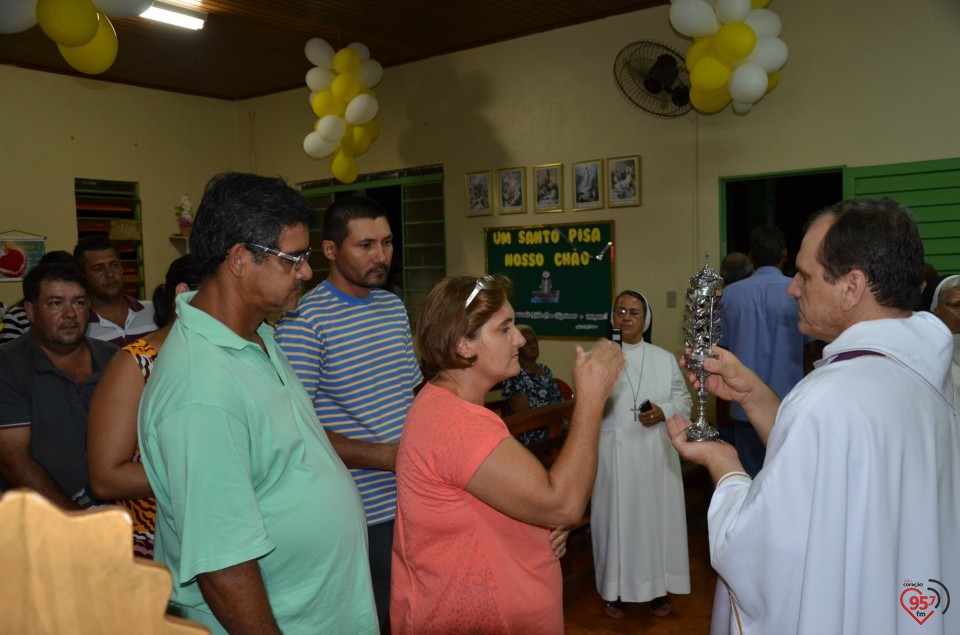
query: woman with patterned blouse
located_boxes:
[500,325,566,445]
[87,255,197,557]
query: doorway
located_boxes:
[721,169,843,275]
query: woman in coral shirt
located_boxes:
[391,274,623,634]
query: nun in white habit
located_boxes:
[591,290,692,619]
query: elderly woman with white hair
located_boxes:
[591,289,692,619]
[931,274,960,396]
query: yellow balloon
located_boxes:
[37,0,98,46]
[765,70,781,94]
[311,90,346,118]
[57,15,117,74]
[340,126,372,156]
[751,0,771,8]
[690,54,731,94]
[715,23,757,63]
[330,73,360,102]
[331,149,359,184]
[685,37,715,72]
[333,48,362,75]
[360,119,379,143]
[690,86,732,114]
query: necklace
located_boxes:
[623,342,646,421]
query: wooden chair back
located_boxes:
[0,489,208,634]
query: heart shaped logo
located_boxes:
[900,587,936,625]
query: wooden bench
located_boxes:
[503,399,575,468]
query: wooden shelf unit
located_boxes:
[74,178,145,299]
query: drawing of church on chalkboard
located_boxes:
[531,270,560,303]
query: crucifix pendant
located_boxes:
[631,405,642,421]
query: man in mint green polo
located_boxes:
[139,172,377,635]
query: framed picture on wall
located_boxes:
[465,170,493,216]
[572,159,603,210]
[532,163,563,213]
[607,155,640,207]
[498,167,526,214]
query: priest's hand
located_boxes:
[680,346,760,403]
[680,347,781,444]
[666,414,743,482]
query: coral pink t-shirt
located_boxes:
[391,382,563,634]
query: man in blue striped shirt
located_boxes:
[276,195,421,632]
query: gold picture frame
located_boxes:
[465,170,492,217]
[532,163,563,213]
[607,155,641,207]
[498,166,527,215]
[572,159,604,211]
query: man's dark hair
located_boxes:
[321,195,388,247]
[23,263,87,303]
[749,225,786,268]
[808,197,924,310]
[73,234,116,269]
[40,250,75,266]
[189,172,316,279]
[720,252,753,285]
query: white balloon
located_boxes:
[669,0,719,38]
[305,66,335,91]
[303,131,339,159]
[347,42,370,61]
[356,59,383,88]
[715,0,750,24]
[728,63,768,103]
[93,0,153,18]
[743,9,782,38]
[0,0,38,34]
[315,115,346,142]
[745,37,788,73]
[344,94,379,125]
[732,100,753,115]
[309,90,317,105]
[305,38,335,68]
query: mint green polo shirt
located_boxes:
[139,292,377,634]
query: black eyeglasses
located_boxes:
[614,307,644,317]
[245,243,312,270]
[465,275,494,308]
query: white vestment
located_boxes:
[710,313,960,635]
[950,334,960,402]
[591,340,692,602]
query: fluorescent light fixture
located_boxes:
[140,1,207,30]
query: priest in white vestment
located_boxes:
[592,290,692,619]
[667,199,960,635]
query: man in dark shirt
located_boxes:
[0,262,116,508]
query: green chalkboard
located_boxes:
[484,220,614,338]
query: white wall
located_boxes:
[2,0,959,383]
[0,67,243,307]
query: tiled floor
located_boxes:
[562,466,717,634]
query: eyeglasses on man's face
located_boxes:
[465,275,495,308]
[614,307,644,318]
[245,243,312,270]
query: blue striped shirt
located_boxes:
[275,281,421,525]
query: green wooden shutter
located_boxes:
[844,158,960,274]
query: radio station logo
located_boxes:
[900,579,950,625]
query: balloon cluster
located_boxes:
[303,38,383,184]
[669,0,787,115]
[0,0,153,75]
